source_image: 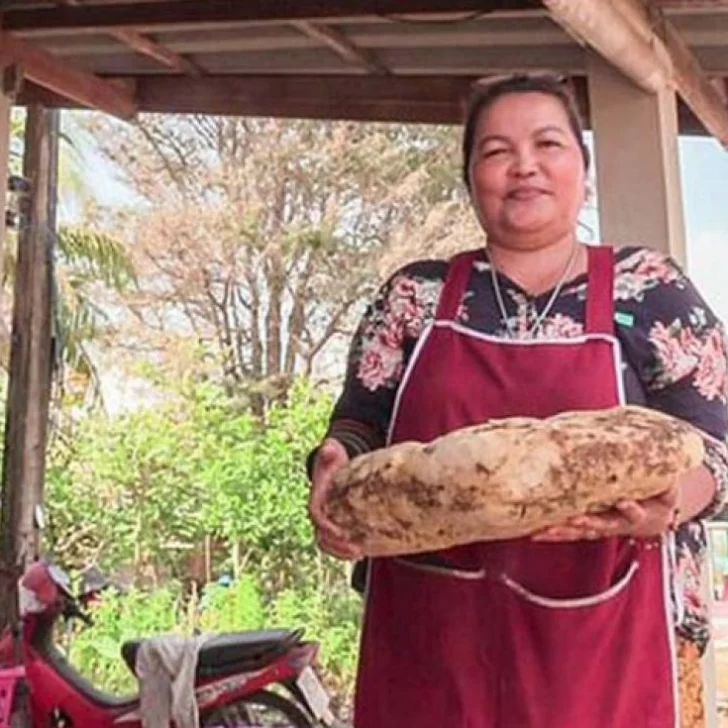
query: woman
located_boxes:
[308,74,728,727]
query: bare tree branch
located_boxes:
[86,115,470,406]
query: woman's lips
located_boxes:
[507,187,549,201]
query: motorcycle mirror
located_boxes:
[34,505,46,530]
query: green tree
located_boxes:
[44,377,335,585]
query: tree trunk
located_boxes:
[265,269,283,380]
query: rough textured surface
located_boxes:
[325,406,705,557]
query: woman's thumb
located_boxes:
[319,438,345,464]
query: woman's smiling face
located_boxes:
[468,91,587,249]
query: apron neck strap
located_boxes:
[585,245,615,336]
[435,250,480,321]
[437,246,615,333]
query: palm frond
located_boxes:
[56,227,137,291]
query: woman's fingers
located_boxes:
[309,438,362,558]
[533,488,680,543]
[308,439,349,538]
[654,486,679,508]
[613,500,648,525]
[315,528,362,560]
[533,509,631,541]
[532,525,598,542]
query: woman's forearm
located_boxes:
[678,465,718,523]
[679,435,728,523]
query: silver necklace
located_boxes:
[489,244,580,340]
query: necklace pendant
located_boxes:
[489,243,580,344]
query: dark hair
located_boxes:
[462,73,590,191]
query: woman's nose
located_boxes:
[511,149,538,177]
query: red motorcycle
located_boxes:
[0,560,335,727]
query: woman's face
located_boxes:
[468,92,586,249]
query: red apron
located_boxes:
[354,246,679,728]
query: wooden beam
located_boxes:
[610,0,728,143]
[709,77,728,105]
[542,0,669,91]
[659,17,728,147]
[0,103,54,629]
[542,0,728,147]
[0,31,137,118]
[2,0,539,33]
[125,73,476,124]
[15,72,713,135]
[11,74,480,122]
[290,21,390,75]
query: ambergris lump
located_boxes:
[324,406,705,558]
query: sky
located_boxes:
[678,136,728,322]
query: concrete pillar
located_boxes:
[587,52,687,266]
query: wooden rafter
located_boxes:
[0,31,137,118]
[2,0,539,33]
[110,28,204,76]
[711,77,728,105]
[54,0,204,75]
[658,17,728,146]
[542,0,728,146]
[290,21,390,75]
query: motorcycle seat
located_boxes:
[121,628,302,679]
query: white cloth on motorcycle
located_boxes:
[134,633,209,728]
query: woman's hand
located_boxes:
[532,487,679,542]
[309,438,362,560]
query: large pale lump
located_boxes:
[324,406,704,557]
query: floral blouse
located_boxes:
[324,245,728,653]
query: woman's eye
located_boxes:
[482,147,507,159]
[538,139,562,148]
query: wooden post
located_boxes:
[0,93,10,260]
[0,103,55,629]
[0,72,16,353]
